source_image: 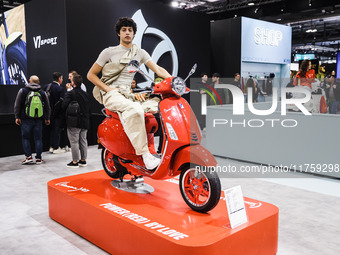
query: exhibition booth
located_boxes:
[207,15,339,179]
[211,16,292,97]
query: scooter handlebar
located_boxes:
[132,87,153,94]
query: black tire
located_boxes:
[6,40,28,85]
[101,148,127,179]
[179,164,221,213]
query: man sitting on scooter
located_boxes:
[87,17,171,170]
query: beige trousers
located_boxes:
[102,90,159,155]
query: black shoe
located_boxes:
[78,160,87,167]
[67,161,79,168]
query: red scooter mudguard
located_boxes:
[172,144,217,176]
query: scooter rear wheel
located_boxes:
[179,165,221,213]
[102,148,127,179]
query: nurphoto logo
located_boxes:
[200,84,312,128]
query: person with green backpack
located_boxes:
[14,75,51,164]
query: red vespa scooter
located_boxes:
[98,62,221,213]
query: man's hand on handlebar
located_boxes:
[135,93,147,102]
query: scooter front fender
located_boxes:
[172,145,217,176]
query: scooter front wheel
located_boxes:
[101,148,127,179]
[179,165,221,213]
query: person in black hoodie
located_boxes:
[62,74,91,168]
[14,75,51,164]
[43,72,66,153]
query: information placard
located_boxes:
[224,185,248,228]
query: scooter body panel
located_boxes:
[97,116,135,157]
[146,96,202,179]
[171,144,218,177]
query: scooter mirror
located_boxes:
[127,60,140,73]
[127,60,155,82]
[190,63,197,75]
[184,63,197,82]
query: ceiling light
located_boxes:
[306,29,317,33]
[248,2,255,6]
[171,1,179,7]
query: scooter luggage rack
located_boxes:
[111,176,154,194]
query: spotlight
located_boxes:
[171,1,179,7]
[254,7,259,13]
[248,2,255,6]
[309,0,312,7]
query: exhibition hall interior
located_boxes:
[0,0,340,254]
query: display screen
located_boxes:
[0,5,27,85]
[294,53,315,62]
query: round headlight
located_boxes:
[171,77,186,95]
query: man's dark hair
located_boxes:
[234,73,240,77]
[115,17,137,39]
[53,72,63,82]
[212,73,220,78]
[200,72,208,78]
[72,74,83,87]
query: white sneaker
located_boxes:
[142,152,161,170]
[53,147,66,154]
[49,147,54,153]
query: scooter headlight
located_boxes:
[171,77,186,96]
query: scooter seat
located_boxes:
[105,109,158,133]
[105,109,120,120]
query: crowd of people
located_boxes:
[198,72,243,104]
[14,71,91,168]
[200,59,339,114]
[289,59,339,114]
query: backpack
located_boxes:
[66,100,80,127]
[25,89,44,118]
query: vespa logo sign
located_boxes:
[254,27,283,47]
[33,35,57,49]
[201,85,312,128]
[132,10,178,87]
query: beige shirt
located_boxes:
[96,44,151,97]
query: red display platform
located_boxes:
[48,170,278,255]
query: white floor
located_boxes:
[0,145,340,255]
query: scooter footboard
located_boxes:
[172,145,217,176]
